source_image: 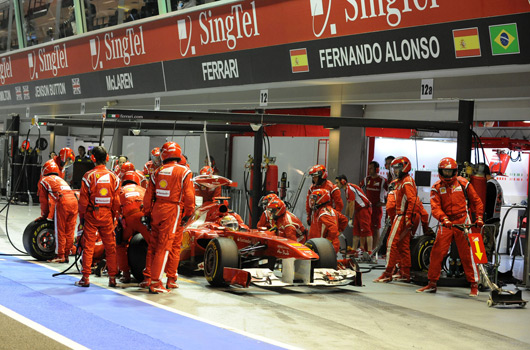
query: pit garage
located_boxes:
[0,0,530,349]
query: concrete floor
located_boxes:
[1,203,529,350]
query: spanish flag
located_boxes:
[453,28,481,58]
[290,48,309,73]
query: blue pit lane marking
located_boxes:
[0,254,287,350]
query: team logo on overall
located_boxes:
[99,188,108,196]
[159,179,168,188]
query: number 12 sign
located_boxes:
[421,79,434,100]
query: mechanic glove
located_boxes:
[181,215,191,226]
[268,226,278,233]
[476,217,484,228]
[405,217,412,228]
[306,217,311,226]
[141,216,151,230]
[348,219,354,228]
[442,218,452,228]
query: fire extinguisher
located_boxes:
[264,156,278,194]
[279,172,288,200]
[464,162,487,218]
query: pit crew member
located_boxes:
[143,142,195,293]
[307,188,348,252]
[335,174,373,255]
[360,161,388,250]
[416,157,484,297]
[116,171,152,283]
[374,156,420,283]
[266,198,307,242]
[37,160,78,263]
[76,146,120,288]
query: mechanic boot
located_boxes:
[108,277,117,288]
[166,277,179,289]
[416,281,437,293]
[396,274,411,283]
[48,256,68,263]
[149,280,171,294]
[139,278,151,289]
[469,283,479,297]
[75,276,90,287]
[373,273,392,283]
[119,272,131,284]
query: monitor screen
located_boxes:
[415,171,432,187]
[71,162,95,189]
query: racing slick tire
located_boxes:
[128,233,148,282]
[305,238,337,269]
[23,219,56,261]
[204,237,240,287]
[410,235,435,272]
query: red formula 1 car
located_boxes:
[128,175,361,288]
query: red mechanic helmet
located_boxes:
[200,166,214,175]
[390,156,411,178]
[41,159,60,176]
[309,188,331,209]
[309,164,328,180]
[438,157,458,183]
[57,147,75,167]
[266,198,287,219]
[258,193,279,209]
[120,161,135,177]
[151,147,160,158]
[160,142,182,163]
[121,170,140,185]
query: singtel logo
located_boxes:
[90,26,146,70]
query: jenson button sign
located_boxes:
[0,0,527,105]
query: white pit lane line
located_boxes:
[0,304,90,350]
[34,261,303,350]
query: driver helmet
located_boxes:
[220,215,239,231]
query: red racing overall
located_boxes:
[143,161,195,285]
[78,165,121,279]
[38,175,78,260]
[117,183,152,279]
[382,174,419,280]
[428,176,483,283]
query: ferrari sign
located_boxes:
[468,233,488,264]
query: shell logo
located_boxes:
[99,188,108,196]
[159,179,168,188]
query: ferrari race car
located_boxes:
[128,175,362,288]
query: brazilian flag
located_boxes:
[489,23,520,55]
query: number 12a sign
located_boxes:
[420,79,434,100]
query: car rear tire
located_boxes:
[305,238,337,269]
[23,220,56,261]
[128,233,147,282]
[204,237,239,287]
[410,235,435,272]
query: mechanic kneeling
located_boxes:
[266,198,307,243]
[116,171,152,283]
[307,189,348,253]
